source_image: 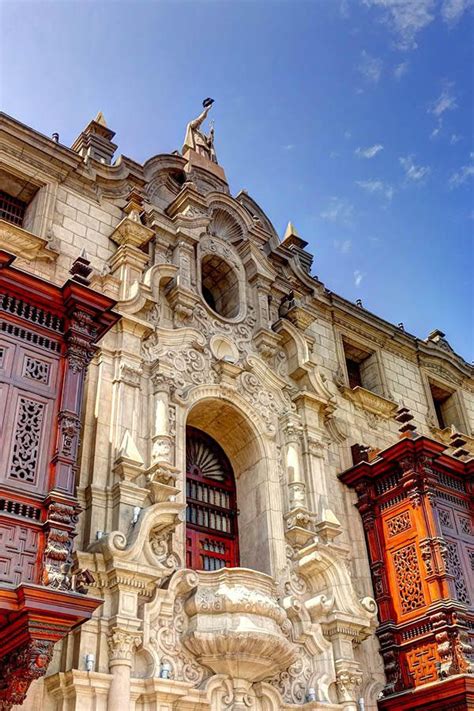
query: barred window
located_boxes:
[0,190,27,227]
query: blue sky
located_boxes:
[1,0,473,359]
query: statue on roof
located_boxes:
[183,98,218,164]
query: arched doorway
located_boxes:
[185,426,239,571]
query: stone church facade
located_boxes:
[0,108,472,711]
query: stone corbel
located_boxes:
[165,279,200,324]
[253,327,282,360]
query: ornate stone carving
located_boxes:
[119,362,143,387]
[335,667,363,704]
[108,629,141,663]
[177,568,298,682]
[340,385,398,420]
[268,647,314,705]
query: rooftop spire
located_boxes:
[94,111,107,127]
[283,222,300,241]
[71,112,117,165]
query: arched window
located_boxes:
[185,426,239,571]
[200,254,240,318]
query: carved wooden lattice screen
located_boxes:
[185,426,239,571]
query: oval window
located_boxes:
[201,254,240,318]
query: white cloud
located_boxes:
[441,0,474,25]
[394,61,409,79]
[320,197,355,227]
[449,153,474,188]
[340,0,350,18]
[363,0,435,50]
[450,133,462,144]
[344,130,352,140]
[283,144,295,151]
[354,270,365,287]
[429,82,457,117]
[430,120,442,140]
[334,239,352,254]
[399,155,431,182]
[356,179,394,200]
[358,50,383,83]
[355,144,384,158]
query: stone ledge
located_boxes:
[0,219,58,261]
[340,385,398,419]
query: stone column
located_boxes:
[107,630,140,711]
[151,372,173,465]
[147,371,179,503]
[283,417,306,510]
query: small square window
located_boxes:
[342,339,383,395]
[429,381,462,430]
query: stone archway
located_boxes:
[185,395,285,575]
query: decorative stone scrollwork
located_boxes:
[149,527,180,571]
[150,594,208,686]
[268,648,313,705]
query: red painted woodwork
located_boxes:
[340,434,474,711]
[0,584,100,709]
[0,250,119,709]
[185,426,239,571]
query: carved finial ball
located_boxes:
[202,97,214,108]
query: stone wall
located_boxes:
[1,111,472,711]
